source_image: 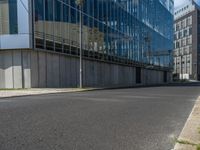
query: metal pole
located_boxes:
[181,55,183,80]
[176,57,177,74]
[186,54,187,79]
[79,5,83,88]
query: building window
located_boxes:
[0,0,18,35]
[174,33,177,40]
[189,16,192,25]
[183,29,188,37]
[176,41,180,48]
[189,27,192,35]
[176,23,180,31]
[33,0,174,67]
[178,31,182,38]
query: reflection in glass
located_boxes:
[0,0,18,35]
[33,0,174,68]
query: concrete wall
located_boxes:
[0,49,172,88]
[0,50,31,88]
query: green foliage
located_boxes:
[176,127,200,150]
[198,127,200,134]
[176,139,196,146]
[197,145,200,150]
[0,88,26,91]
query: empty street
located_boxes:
[0,84,200,150]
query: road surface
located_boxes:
[0,83,200,150]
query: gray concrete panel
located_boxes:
[59,55,67,88]
[113,65,118,86]
[70,58,77,87]
[4,51,13,88]
[90,60,95,87]
[131,67,136,86]
[104,63,109,86]
[76,58,80,88]
[85,60,90,87]
[101,62,106,86]
[30,51,39,88]
[46,53,53,88]
[52,54,60,88]
[93,61,98,87]
[0,52,5,88]
[46,53,60,88]
[82,59,86,87]
[109,64,114,86]
[0,50,172,88]
[13,50,22,88]
[96,61,101,87]
[65,56,71,87]
[22,50,31,88]
[38,52,47,88]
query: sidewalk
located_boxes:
[173,96,200,150]
[0,88,93,98]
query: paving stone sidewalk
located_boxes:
[0,88,91,98]
[174,96,200,150]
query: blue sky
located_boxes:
[175,0,200,7]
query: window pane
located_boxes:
[0,0,18,35]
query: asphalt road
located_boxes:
[0,83,200,150]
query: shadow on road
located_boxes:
[89,82,200,92]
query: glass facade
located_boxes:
[0,0,18,35]
[33,0,173,67]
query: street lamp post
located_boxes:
[180,55,183,80]
[75,0,84,88]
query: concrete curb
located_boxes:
[173,96,200,150]
[0,84,169,99]
[0,83,198,99]
[0,88,96,99]
[0,85,164,99]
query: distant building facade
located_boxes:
[0,0,174,88]
[174,0,200,80]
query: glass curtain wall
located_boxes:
[0,0,18,35]
[33,0,173,67]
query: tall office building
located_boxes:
[174,0,200,80]
[0,0,174,88]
